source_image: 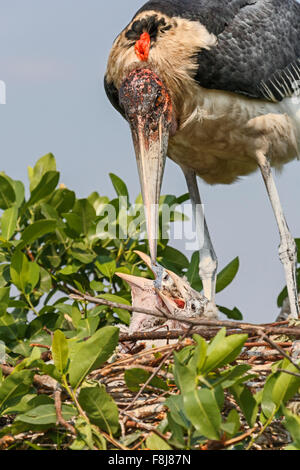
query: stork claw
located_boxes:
[134,250,165,287]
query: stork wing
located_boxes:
[139,0,300,102]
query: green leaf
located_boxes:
[13,181,25,207]
[0,264,10,288]
[68,326,119,389]
[221,409,241,438]
[27,171,60,206]
[216,257,239,293]
[160,246,189,270]
[73,199,96,236]
[0,370,34,412]
[48,188,75,214]
[16,404,76,426]
[166,395,191,431]
[39,267,52,293]
[146,433,172,450]
[90,280,104,292]
[78,385,119,435]
[186,252,203,291]
[218,305,243,320]
[76,317,100,339]
[190,335,207,373]
[277,286,288,308]
[52,330,69,375]
[10,250,40,294]
[215,364,253,389]
[0,287,10,315]
[109,173,129,200]
[283,409,300,449]
[63,212,83,236]
[71,416,95,450]
[125,368,168,393]
[173,352,197,393]
[20,219,57,247]
[176,193,190,205]
[70,247,96,264]
[183,388,222,440]
[203,329,248,373]
[2,394,54,416]
[28,153,56,192]
[0,174,16,209]
[1,206,18,240]
[99,293,130,305]
[0,313,19,342]
[58,262,81,276]
[271,359,300,410]
[96,256,117,279]
[230,383,258,427]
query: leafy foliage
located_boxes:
[0,154,298,450]
[161,331,300,450]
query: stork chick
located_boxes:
[105,0,300,320]
[117,251,217,335]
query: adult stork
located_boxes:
[104,0,300,320]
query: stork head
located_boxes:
[119,68,176,265]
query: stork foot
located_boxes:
[203,301,219,320]
[257,151,299,320]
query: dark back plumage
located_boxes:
[136,0,300,101]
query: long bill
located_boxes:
[131,116,169,265]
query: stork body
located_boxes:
[105,0,300,321]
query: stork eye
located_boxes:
[161,25,172,33]
[163,273,169,281]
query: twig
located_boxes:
[276,369,300,379]
[29,343,51,350]
[244,342,292,348]
[54,388,76,435]
[222,428,257,449]
[123,325,194,412]
[99,343,183,376]
[0,364,58,391]
[259,333,300,373]
[131,435,147,451]
[101,430,129,451]
[123,414,173,449]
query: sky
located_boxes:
[0,0,300,323]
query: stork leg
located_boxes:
[181,166,218,303]
[257,152,299,319]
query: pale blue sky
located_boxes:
[0,0,300,322]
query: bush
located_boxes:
[0,154,298,450]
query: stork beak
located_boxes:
[132,116,168,264]
[118,68,175,266]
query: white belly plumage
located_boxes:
[168,86,300,185]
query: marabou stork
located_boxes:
[105,0,300,323]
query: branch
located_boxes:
[54,388,76,435]
[0,364,58,391]
[119,328,221,342]
[69,288,300,338]
[259,333,300,373]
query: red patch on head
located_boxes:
[135,32,151,62]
